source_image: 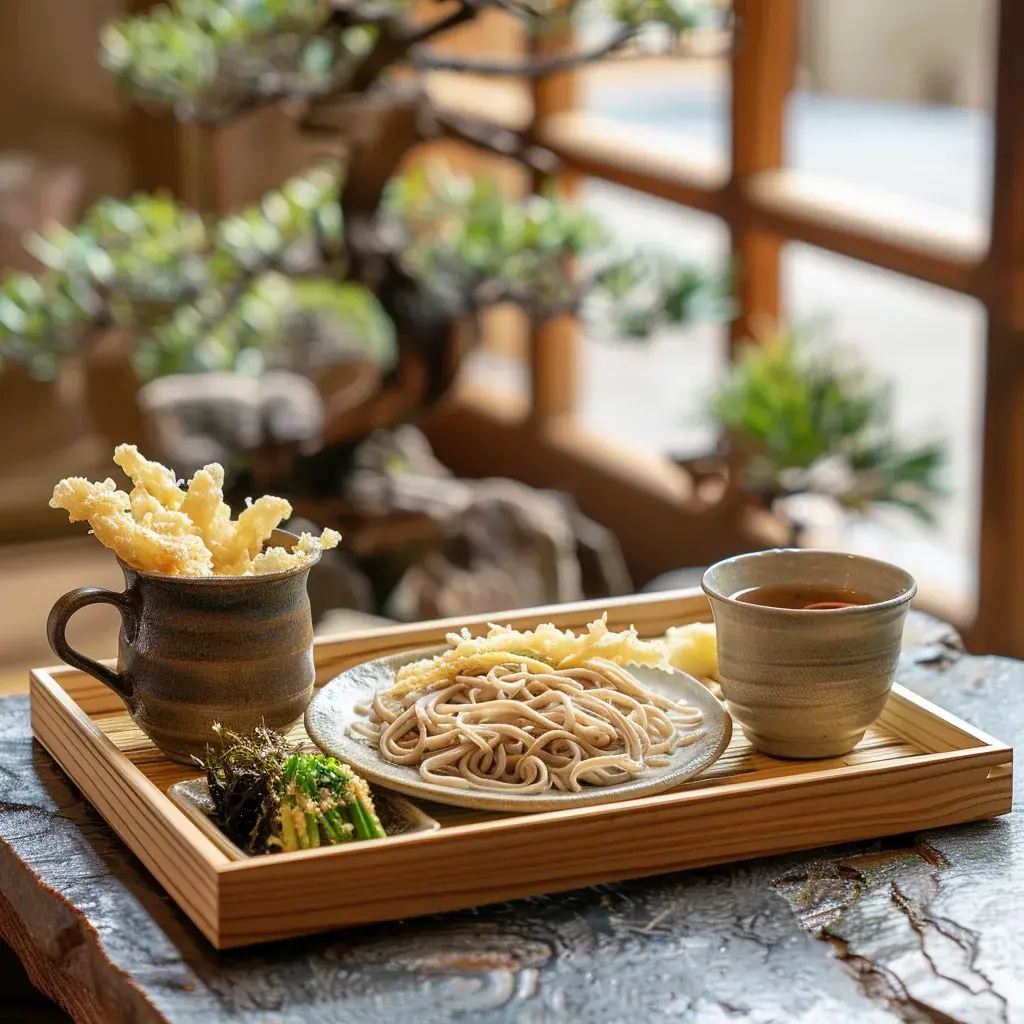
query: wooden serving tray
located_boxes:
[29,590,1013,950]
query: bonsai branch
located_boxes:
[476,0,545,20]
[408,2,479,45]
[473,282,582,317]
[344,20,421,93]
[412,25,636,76]
[432,109,560,175]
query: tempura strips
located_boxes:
[214,495,294,575]
[388,616,724,701]
[252,530,342,574]
[389,615,667,699]
[89,511,214,577]
[51,477,131,520]
[50,446,341,577]
[114,444,185,510]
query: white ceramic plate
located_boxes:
[305,646,733,813]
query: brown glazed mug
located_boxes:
[47,530,319,764]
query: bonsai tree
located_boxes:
[711,327,946,532]
[0,0,728,462]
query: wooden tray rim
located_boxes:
[34,668,1011,871]
[27,587,1015,946]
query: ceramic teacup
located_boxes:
[702,549,917,759]
[47,529,319,764]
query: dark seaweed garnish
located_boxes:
[198,725,294,854]
[196,724,385,854]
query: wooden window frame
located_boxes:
[109,0,1021,655]
[473,0,1019,655]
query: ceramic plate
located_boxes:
[305,646,733,813]
[168,776,440,860]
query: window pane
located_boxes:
[782,243,984,607]
[792,0,995,221]
[580,25,730,170]
[579,181,729,458]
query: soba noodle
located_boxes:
[351,657,704,794]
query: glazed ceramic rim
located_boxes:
[116,528,322,585]
[701,548,917,616]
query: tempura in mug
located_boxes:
[50,444,339,577]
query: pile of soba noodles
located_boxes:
[350,617,706,795]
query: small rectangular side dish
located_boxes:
[168,777,439,861]
[29,590,1013,950]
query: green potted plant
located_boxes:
[710,327,946,542]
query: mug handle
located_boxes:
[47,587,135,705]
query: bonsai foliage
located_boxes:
[0,164,396,380]
[0,0,729,402]
[383,164,729,334]
[711,329,946,523]
[97,0,715,121]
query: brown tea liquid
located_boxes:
[730,584,873,610]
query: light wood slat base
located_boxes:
[29,589,1013,949]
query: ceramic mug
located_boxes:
[702,549,917,759]
[47,530,319,764]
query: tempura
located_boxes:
[50,445,340,577]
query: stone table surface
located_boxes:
[0,614,1021,1024]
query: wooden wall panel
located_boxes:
[0,0,133,206]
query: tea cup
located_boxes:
[702,549,917,759]
[47,530,319,764]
